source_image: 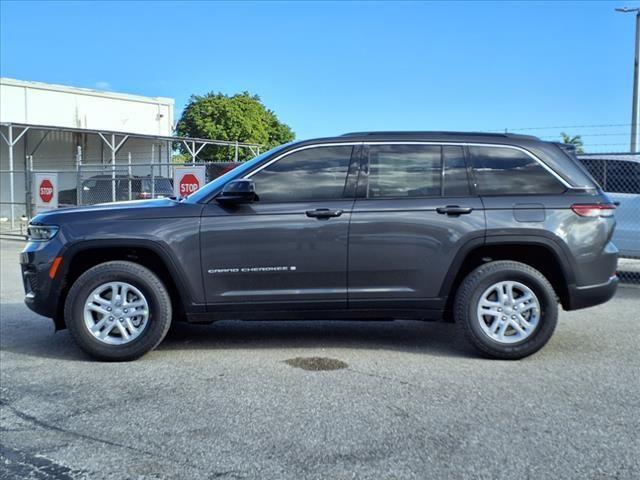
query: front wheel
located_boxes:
[64,261,172,361]
[454,261,558,359]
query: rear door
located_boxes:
[348,143,485,309]
[200,144,360,310]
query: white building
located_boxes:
[0,78,262,230]
[1,77,175,136]
[0,78,177,224]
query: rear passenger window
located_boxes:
[469,146,565,195]
[443,146,470,196]
[367,145,441,198]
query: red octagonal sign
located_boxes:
[39,179,54,203]
[179,173,200,197]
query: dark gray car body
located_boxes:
[21,132,618,329]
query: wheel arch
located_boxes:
[55,239,195,330]
[441,235,575,317]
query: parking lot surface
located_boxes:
[1,237,639,480]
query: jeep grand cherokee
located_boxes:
[21,132,619,361]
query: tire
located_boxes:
[454,260,558,360]
[64,261,172,361]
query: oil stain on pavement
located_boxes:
[284,357,348,371]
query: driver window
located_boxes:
[249,146,353,202]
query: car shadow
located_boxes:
[158,318,473,358]
[0,302,473,361]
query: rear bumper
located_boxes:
[565,275,619,311]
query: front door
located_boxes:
[348,143,485,309]
[200,144,359,310]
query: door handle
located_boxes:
[436,205,473,216]
[306,208,344,219]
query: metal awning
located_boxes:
[0,122,264,229]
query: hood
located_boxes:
[31,198,202,224]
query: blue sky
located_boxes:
[1,0,638,151]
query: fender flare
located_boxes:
[58,238,203,311]
[439,232,576,299]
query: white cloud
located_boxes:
[94,81,111,90]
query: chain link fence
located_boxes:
[0,146,244,235]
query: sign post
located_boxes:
[173,166,206,198]
[34,173,58,213]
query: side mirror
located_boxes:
[216,179,257,204]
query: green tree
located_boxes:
[176,92,295,162]
[560,132,584,154]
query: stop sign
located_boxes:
[179,173,200,197]
[39,179,54,203]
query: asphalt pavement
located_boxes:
[1,237,639,480]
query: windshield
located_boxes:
[184,143,292,203]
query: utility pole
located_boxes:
[616,7,640,153]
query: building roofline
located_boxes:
[0,122,262,148]
[0,77,174,106]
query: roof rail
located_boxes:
[340,131,538,140]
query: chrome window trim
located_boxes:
[243,142,363,178]
[243,140,572,189]
[363,141,572,189]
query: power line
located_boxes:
[539,132,630,139]
[575,143,632,147]
[489,123,634,132]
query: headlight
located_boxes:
[27,224,59,241]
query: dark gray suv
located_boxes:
[21,132,619,361]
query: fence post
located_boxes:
[8,126,15,230]
[151,144,156,198]
[111,134,116,202]
[76,146,83,206]
[24,155,33,219]
[128,152,132,200]
[234,140,239,162]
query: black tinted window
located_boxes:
[367,145,441,198]
[443,146,470,196]
[469,146,565,195]
[250,146,352,202]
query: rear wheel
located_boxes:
[64,261,172,361]
[454,261,558,359]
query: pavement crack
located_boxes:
[0,398,213,474]
[1,398,144,453]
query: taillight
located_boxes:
[137,192,152,199]
[571,204,615,218]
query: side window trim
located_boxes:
[442,145,474,197]
[355,145,370,199]
[343,144,363,199]
[464,145,479,195]
[362,141,572,190]
[243,142,362,180]
[439,145,445,197]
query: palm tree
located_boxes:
[560,132,584,154]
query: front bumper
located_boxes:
[20,239,65,324]
[565,275,619,311]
